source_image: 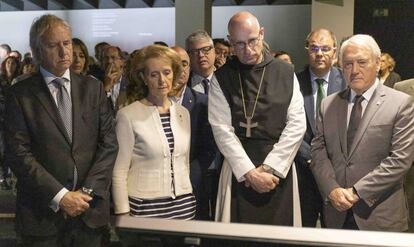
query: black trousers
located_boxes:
[19,217,104,247]
[343,210,359,230]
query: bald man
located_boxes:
[171,46,219,220]
[209,11,306,226]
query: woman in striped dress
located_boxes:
[112,45,196,222]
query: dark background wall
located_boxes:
[354,0,414,80]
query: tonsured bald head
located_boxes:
[227,11,264,65]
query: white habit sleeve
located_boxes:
[208,76,255,181]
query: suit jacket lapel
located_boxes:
[348,84,385,157]
[327,67,344,95]
[302,69,316,134]
[337,89,349,158]
[31,73,71,144]
[182,87,194,111]
[71,72,83,148]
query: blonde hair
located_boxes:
[127,45,182,104]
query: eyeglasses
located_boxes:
[188,46,214,56]
[231,36,261,50]
[305,45,334,54]
[342,59,371,70]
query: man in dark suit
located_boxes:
[311,34,414,231]
[171,46,218,220]
[100,45,128,112]
[295,28,346,227]
[4,14,118,246]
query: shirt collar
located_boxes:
[310,68,330,84]
[40,66,71,85]
[192,72,214,85]
[349,78,379,103]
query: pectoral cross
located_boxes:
[239,116,258,138]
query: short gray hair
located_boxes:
[185,30,213,51]
[29,14,72,63]
[340,34,381,63]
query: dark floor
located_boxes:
[0,184,16,247]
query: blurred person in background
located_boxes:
[379,52,401,88]
[0,56,20,86]
[12,57,38,85]
[71,38,90,76]
[213,38,230,69]
[273,50,293,65]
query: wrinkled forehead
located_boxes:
[308,32,335,47]
[342,44,375,62]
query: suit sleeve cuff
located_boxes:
[49,188,69,212]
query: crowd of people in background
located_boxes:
[0,10,413,247]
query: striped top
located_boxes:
[160,112,174,153]
[128,112,196,220]
[129,194,196,220]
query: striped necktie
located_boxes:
[52,77,72,142]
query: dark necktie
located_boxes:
[315,78,326,117]
[52,77,72,142]
[347,95,364,154]
[202,78,209,94]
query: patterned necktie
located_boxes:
[347,95,364,154]
[52,78,72,142]
[315,78,326,117]
[202,78,209,94]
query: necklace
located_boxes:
[238,67,266,138]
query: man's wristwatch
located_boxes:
[81,187,94,197]
[262,164,273,173]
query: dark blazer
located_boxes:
[4,71,118,236]
[181,86,217,219]
[311,84,414,231]
[383,71,401,88]
[295,66,346,227]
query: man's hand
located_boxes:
[346,187,360,203]
[244,167,279,193]
[328,187,357,212]
[103,63,121,92]
[59,191,92,217]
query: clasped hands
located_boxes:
[244,165,279,193]
[328,187,359,212]
[59,190,93,217]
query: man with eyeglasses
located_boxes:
[170,46,218,220]
[186,30,216,95]
[213,38,231,69]
[311,34,414,231]
[210,11,306,226]
[295,28,346,227]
